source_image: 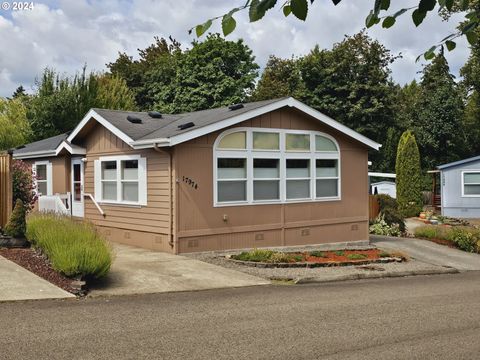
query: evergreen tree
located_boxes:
[414,54,465,169]
[396,130,423,217]
[12,86,26,99]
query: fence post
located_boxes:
[0,152,13,228]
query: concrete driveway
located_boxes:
[0,255,74,302]
[88,244,269,297]
[371,235,480,271]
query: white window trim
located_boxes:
[213,128,341,207]
[94,154,147,206]
[461,170,480,197]
[33,161,53,196]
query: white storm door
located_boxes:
[71,159,84,217]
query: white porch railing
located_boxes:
[38,193,71,215]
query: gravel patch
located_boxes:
[186,245,456,283]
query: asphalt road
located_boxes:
[1,272,479,360]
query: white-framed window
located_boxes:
[214,128,341,206]
[94,155,147,206]
[462,171,480,197]
[33,161,52,196]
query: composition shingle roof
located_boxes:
[437,155,480,170]
[92,98,284,141]
[13,133,68,155]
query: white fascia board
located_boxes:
[131,97,381,150]
[287,98,381,150]
[67,109,135,147]
[368,172,396,178]
[55,141,86,156]
[12,150,56,159]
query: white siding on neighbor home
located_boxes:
[441,159,480,218]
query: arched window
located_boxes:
[214,128,340,206]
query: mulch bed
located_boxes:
[0,247,80,295]
[228,249,405,268]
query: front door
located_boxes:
[71,158,84,217]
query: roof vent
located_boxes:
[178,122,195,131]
[148,111,163,119]
[127,115,142,124]
[229,103,244,111]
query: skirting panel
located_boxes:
[96,226,173,253]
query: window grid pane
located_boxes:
[37,181,47,195]
[254,158,280,179]
[36,165,47,180]
[121,160,139,180]
[286,134,310,151]
[253,132,279,150]
[218,158,247,179]
[218,132,246,149]
[464,184,480,195]
[286,180,310,199]
[464,173,480,184]
[286,159,310,178]
[315,136,338,152]
[218,181,247,202]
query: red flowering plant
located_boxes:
[12,160,37,212]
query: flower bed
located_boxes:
[414,225,480,253]
[227,248,406,268]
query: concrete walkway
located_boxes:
[371,235,480,271]
[88,244,269,297]
[0,255,75,302]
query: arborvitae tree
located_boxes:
[4,199,26,238]
[396,130,423,217]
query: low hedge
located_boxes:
[26,213,113,279]
[414,225,480,254]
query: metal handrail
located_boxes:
[84,193,105,217]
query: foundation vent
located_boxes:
[255,233,265,241]
[187,239,199,248]
[351,224,359,231]
[301,228,310,236]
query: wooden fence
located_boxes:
[0,152,12,228]
[369,195,380,221]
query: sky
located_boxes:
[0,0,470,98]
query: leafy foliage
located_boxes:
[4,199,26,238]
[396,130,423,217]
[369,214,401,237]
[0,98,31,151]
[12,160,37,212]
[252,56,304,101]
[107,36,181,110]
[154,34,259,113]
[26,213,113,278]
[375,194,406,232]
[28,67,138,140]
[195,0,479,58]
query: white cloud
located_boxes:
[0,0,471,97]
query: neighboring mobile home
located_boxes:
[370,181,396,198]
[436,156,480,218]
[13,98,380,253]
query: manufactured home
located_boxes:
[434,155,480,218]
[13,98,380,253]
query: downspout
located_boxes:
[154,144,175,250]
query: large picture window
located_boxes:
[214,129,341,206]
[94,155,147,205]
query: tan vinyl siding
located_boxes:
[24,156,70,195]
[174,107,370,253]
[81,123,172,251]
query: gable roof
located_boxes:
[12,133,87,160]
[437,155,480,171]
[12,133,68,159]
[68,97,381,150]
[14,98,382,159]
